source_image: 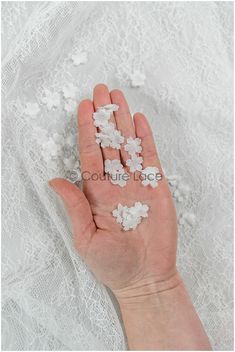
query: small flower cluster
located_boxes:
[112,202,149,231]
[94,104,124,149]
[104,159,129,187]
[167,175,190,202]
[125,137,143,172]
[178,212,196,227]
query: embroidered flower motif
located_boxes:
[63,155,76,169]
[71,51,88,66]
[178,212,196,227]
[62,83,77,99]
[24,102,40,117]
[93,110,110,127]
[65,133,76,147]
[124,137,142,155]
[141,166,161,188]
[41,138,63,164]
[126,154,143,172]
[130,71,146,87]
[41,89,60,109]
[112,202,149,231]
[64,99,77,114]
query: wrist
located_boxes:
[114,270,184,310]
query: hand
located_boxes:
[49,84,178,296]
[49,84,212,350]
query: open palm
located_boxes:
[50,84,178,296]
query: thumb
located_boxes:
[48,178,96,256]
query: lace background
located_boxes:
[2,1,233,350]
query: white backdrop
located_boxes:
[2,2,233,350]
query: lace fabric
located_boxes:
[2,2,233,350]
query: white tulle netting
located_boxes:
[2,2,233,350]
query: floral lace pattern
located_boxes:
[2,2,233,350]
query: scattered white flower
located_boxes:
[126,154,143,172]
[98,104,119,113]
[112,204,128,224]
[112,202,149,231]
[105,159,123,174]
[93,110,110,127]
[24,102,40,117]
[141,166,162,188]
[62,83,77,99]
[166,175,181,186]
[130,71,146,87]
[41,89,60,109]
[129,202,149,218]
[71,51,88,66]
[93,104,124,149]
[124,137,142,155]
[64,99,77,113]
[104,159,129,187]
[110,170,129,187]
[172,182,190,202]
[178,212,196,227]
[96,124,124,149]
[110,130,125,148]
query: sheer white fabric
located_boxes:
[2,2,233,350]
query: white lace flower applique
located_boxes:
[124,137,142,155]
[98,104,119,113]
[62,83,77,99]
[42,136,63,164]
[126,154,143,172]
[105,159,129,187]
[93,110,112,128]
[141,166,162,188]
[125,137,143,172]
[178,212,196,227]
[96,126,124,149]
[71,51,88,66]
[41,89,60,110]
[112,202,149,231]
[130,71,146,87]
[24,102,40,117]
[167,175,190,202]
[94,105,124,149]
